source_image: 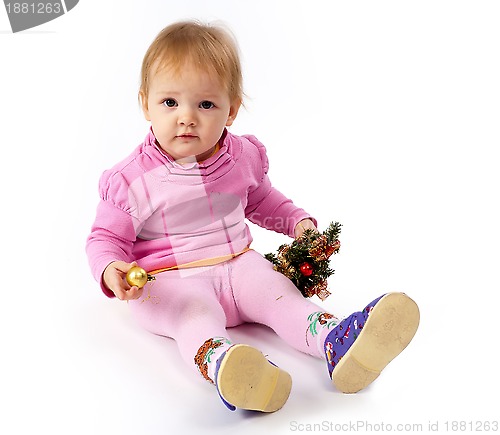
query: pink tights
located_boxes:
[129,250,336,378]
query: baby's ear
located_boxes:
[139,91,151,121]
[226,99,241,127]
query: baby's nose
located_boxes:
[178,108,196,126]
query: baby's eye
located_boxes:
[163,98,177,108]
[200,101,215,110]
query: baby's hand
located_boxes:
[294,219,317,239]
[103,261,143,301]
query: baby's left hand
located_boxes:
[294,219,317,239]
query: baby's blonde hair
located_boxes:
[139,20,243,106]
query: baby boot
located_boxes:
[324,292,420,393]
[214,344,292,412]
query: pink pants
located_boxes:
[129,250,332,374]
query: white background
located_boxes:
[1,1,499,434]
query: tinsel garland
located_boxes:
[265,222,341,301]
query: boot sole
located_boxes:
[216,344,292,412]
[332,292,420,393]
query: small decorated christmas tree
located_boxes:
[265,222,341,301]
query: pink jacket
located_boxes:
[86,129,314,297]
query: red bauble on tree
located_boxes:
[299,262,314,277]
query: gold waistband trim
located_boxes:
[147,247,251,276]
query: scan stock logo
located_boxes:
[3,1,79,33]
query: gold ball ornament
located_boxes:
[126,266,149,288]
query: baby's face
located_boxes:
[142,63,239,163]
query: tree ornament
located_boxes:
[305,280,331,301]
[299,262,314,276]
[126,266,155,288]
[265,221,341,300]
[309,235,338,261]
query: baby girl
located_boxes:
[86,20,419,412]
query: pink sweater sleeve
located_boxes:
[86,171,140,298]
[242,135,317,237]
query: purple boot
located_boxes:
[324,292,420,393]
[214,344,292,412]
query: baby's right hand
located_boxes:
[103,261,143,301]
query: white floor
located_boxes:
[4,255,498,435]
[2,2,499,434]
